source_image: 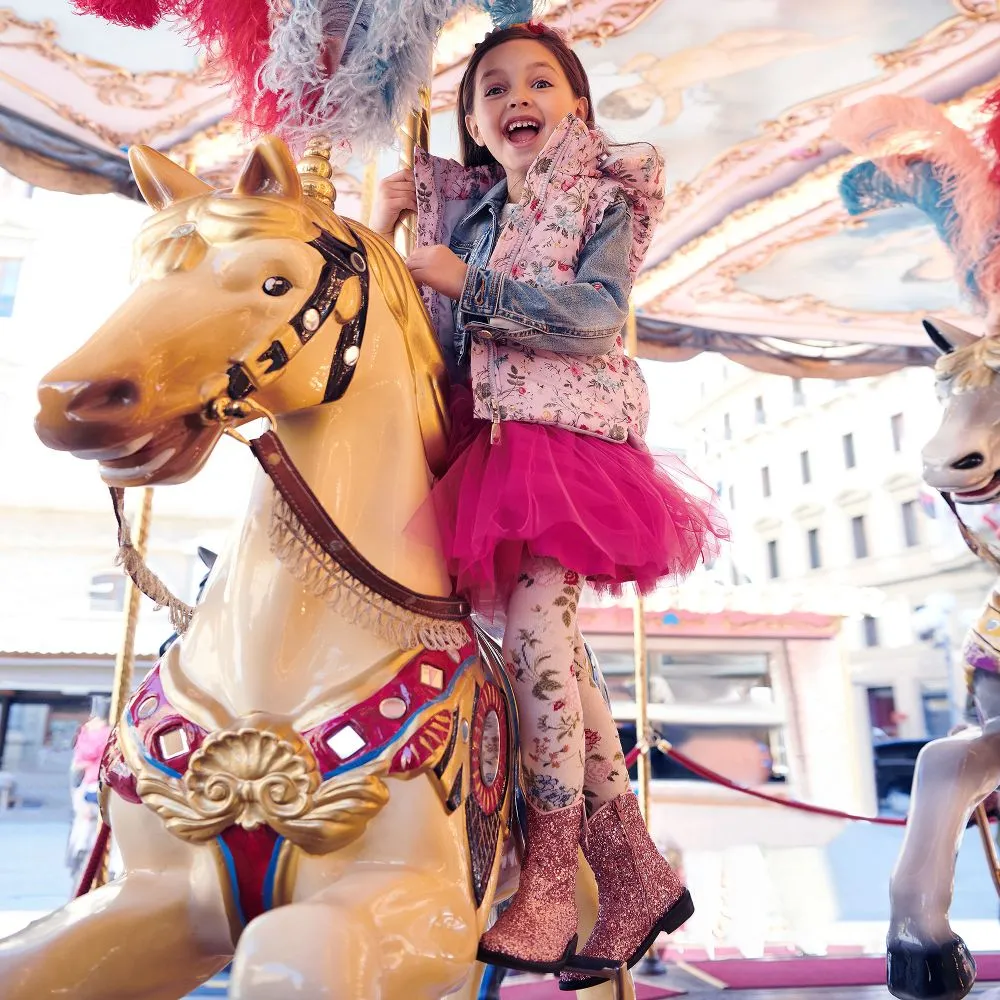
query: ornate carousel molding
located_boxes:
[650,9,1000,263]
[636,77,1000,342]
[0,9,225,150]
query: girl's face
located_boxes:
[465,38,589,182]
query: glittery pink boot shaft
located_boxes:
[560,791,692,990]
[478,799,582,972]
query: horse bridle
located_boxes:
[220,227,370,410]
[189,222,473,625]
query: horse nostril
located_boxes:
[65,378,141,418]
[951,452,985,471]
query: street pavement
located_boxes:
[2,764,999,952]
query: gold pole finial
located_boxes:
[297,135,337,209]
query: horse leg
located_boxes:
[229,867,478,1000]
[0,795,232,1000]
[886,722,1000,1000]
[0,871,228,1000]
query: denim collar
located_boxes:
[457,176,510,231]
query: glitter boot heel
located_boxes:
[560,791,692,991]
[477,798,583,973]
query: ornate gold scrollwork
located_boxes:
[659,11,1000,221]
[120,713,389,855]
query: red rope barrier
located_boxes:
[625,740,907,827]
[74,820,111,897]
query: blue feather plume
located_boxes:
[840,159,982,303]
[478,0,535,28]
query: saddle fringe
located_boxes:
[269,491,470,651]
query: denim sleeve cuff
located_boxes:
[460,266,502,319]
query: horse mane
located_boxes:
[935,336,1000,390]
[346,219,451,477]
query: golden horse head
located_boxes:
[34,137,449,487]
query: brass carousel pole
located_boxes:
[395,82,431,257]
[632,586,651,822]
[625,304,652,824]
[96,485,154,886]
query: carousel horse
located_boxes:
[885,316,1000,1000]
[0,136,621,1000]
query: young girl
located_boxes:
[371,23,726,983]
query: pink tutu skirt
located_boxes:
[427,386,729,615]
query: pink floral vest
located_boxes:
[414,115,664,444]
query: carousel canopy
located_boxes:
[3,0,996,374]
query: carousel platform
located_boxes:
[184,968,1000,998]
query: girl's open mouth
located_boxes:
[504,117,542,146]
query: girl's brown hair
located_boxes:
[457,23,595,168]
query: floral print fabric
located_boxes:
[503,556,631,812]
[413,114,665,444]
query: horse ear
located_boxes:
[197,546,217,570]
[128,146,213,211]
[923,317,979,355]
[233,136,303,200]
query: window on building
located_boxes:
[754,396,766,424]
[761,466,771,498]
[891,413,904,453]
[792,378,805,405]
[901,500,919,547]
[728,485,735,509]
[89,571,126,612]
[843,432,856,469]
[0,259,23,318]
[800,450,811,484]
[862,615,880,648]
[922,686,950,738]
[807,528,821,569]
[852,515,868,559]
[767,539,780,579]
[723,412,732,440]
[868,686,897,738]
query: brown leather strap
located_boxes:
[251,431,470,621]
[940,490,1000,574]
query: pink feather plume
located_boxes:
[831,95,1000,282]
[71,0,165,29]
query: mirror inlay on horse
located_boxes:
[0,137,631,1000]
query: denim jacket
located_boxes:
[440,177,633,380]
[414,115,664,443]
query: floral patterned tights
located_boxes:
[502,556,630,814]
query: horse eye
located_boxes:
[263,276,292,296]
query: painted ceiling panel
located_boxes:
[2,0,997,368]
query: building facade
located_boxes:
[672,353,996,761]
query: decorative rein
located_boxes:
[107,222,470,645]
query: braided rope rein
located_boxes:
[109,487,195,635]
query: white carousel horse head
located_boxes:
[921,317,1000,505]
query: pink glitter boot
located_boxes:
[477,798,583,973]
[560,791,693,991]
